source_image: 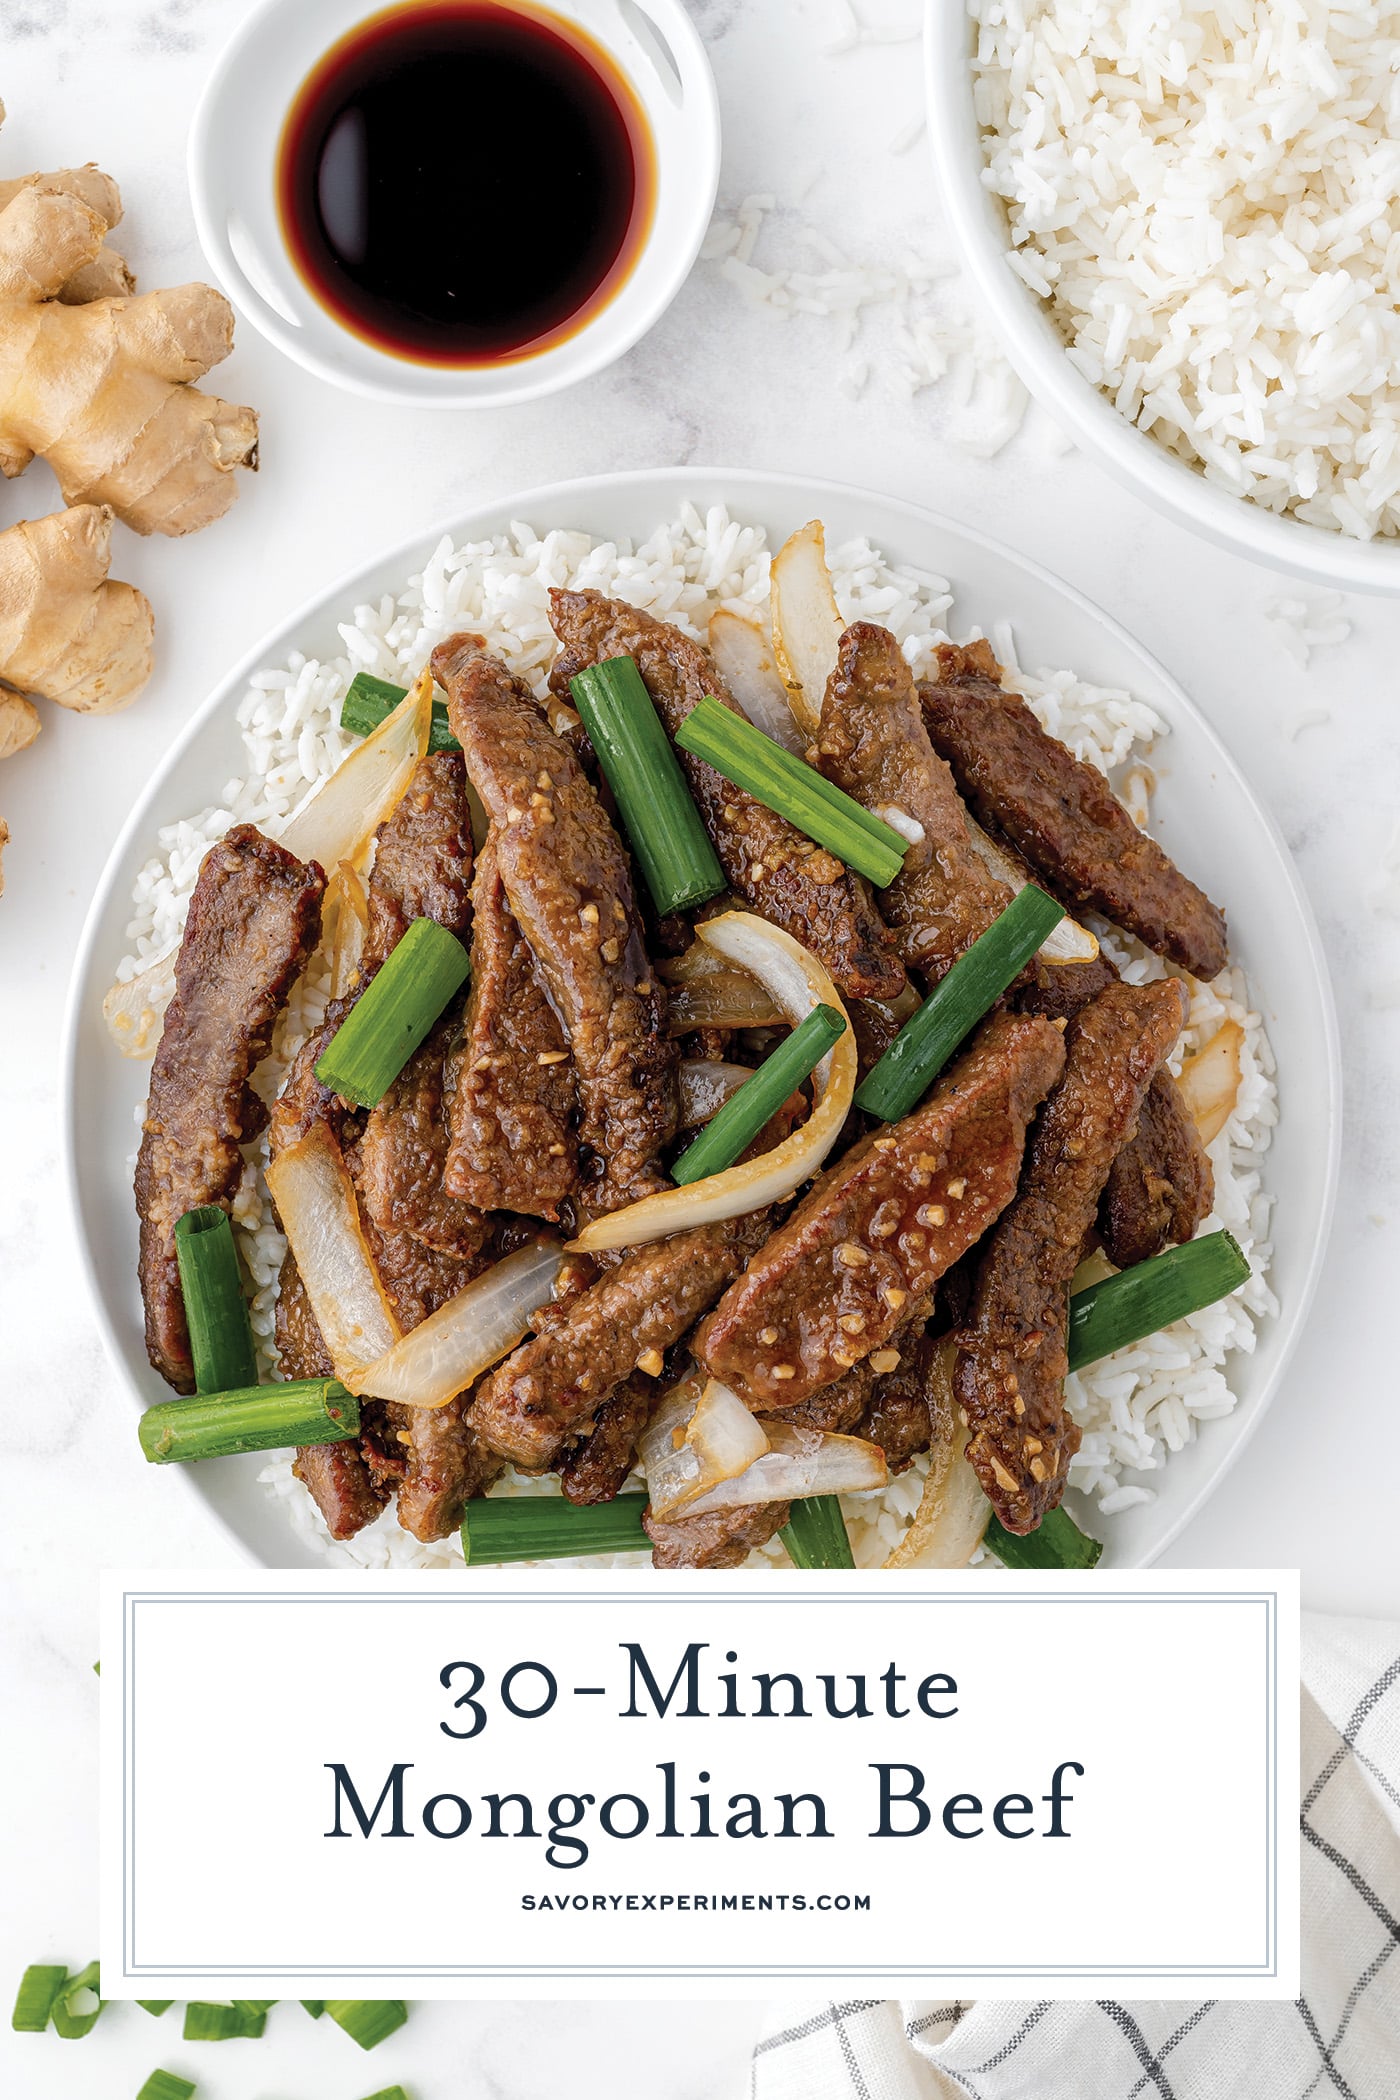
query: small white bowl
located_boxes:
[925,5,1400,595]
[189,0,719,408]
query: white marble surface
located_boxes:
[3,0,1400,2090]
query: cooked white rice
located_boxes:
[115,502,1276,1569]
[971,0,1400,539]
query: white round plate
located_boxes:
[63,468,1341,1569]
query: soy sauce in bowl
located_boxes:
[278,0,656,367]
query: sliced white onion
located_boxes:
[1176,1017,1244,1146]
[103,946,176,1058]
[885,1344,990,1568]
[325,859,369,999]
[678,1059,755,1129]
[280,669,433,874]
[348,1241,565,1409]
[770,519,844,738]
[659,942,786,1032]
[964,815,1099,965]
[568,910,857,1252]
[683,1421,888,1518]
[266,1120,401,1378]
[640,1377,773,1523]
[708,606,806,752]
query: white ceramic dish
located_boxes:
[63,466,1340,1569]
[925,4,1400,595]
[188,0,719,408]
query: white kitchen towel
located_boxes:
[747,1614,1400,2098]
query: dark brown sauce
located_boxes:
[278,0,655,367]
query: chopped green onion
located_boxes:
[359,2089,412,2100]
[675,695,908,886]
[12,1965,66,2032]
[343,672,457,753]
[138,2002,174,2017]
[672,1005,846,1185]
[182,2002,266,2041]
[326,2000,410,2051]
[854,885,1065,1121]
[301,2000,326,2018]
[315,916,471,1108]
[1068,1231,1250,1372]
[569,657,726,915]
[232,2000,277,2018]
[137,2073,196,2100]
[462,1493,649,1565]
[51,1960,103,2039]
[139,1380,359,1465]
[781,1494,855,1568]
[985,1506,1104,1571]
[174,1206,257,1395]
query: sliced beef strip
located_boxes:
[547,588,905,1002]
[921,642,1228,980]
[1016,953,1213,1264]
[362,750,475,961]
[956,977,1190,1534]
[813,621,1010,978]
[644,1499,792,1570]
[470,1213,769,1470]
[854,1329,942,1473]
[443,831,579,1219]
[279,1253,391,1540]
[695,1011,1066,1410]
[433,632,677,1217]
[558,1376,656,1505]
[136,824,325,1392]
[358,1010,486,1258]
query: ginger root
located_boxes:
[0,505,154,712]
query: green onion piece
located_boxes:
[326,2001,410,2051]
[301,2000,326,2018]
[139,1380,359,1465]
[675,696,908,886]
[343,672,457,753]
[232,2000,277,2018]
[462,1493,649,1565]
[137,2002,174,2017]
[569,657,726,915]
[92,1662,100,1675]
[137,2073,196,2100]
[174,1206,257,1395]
[315,916,471,1109]
[11,1965,66,2031]
[985,1506,1104,1571]
[182,2003,266,2041]
[1068,1231,1250,1372]
[672,1005,846,1185]
[51,1960,103,2039]
[781,1494,855,1569]
[855,886,1065,1121]
[359,2089,412,2100]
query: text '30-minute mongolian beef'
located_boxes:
[130,521,1248,1572]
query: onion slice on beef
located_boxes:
[707,606,806,753]
[639,1377,773,1523]
[964,815,1099,965]
[325,859,369,998]
[659,942,786,1032]
[884,1343,990,1568]
[684,1422,889,1518]
[280,669,433,874]
[103,945,177,1058]
[568,911,857,1251]
[1176,1018,1244,1145]
[678,1059,756,1128]
[346,1241,565,1409]
[770,519,845,738]
[265,1120,401,1378]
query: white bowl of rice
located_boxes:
[927,1,1400,591]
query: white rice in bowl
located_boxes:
[113,503,1276,1569]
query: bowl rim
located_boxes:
[187,0,721,409]
[924,3,1400,595]
[60,463,1343,1570]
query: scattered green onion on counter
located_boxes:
[314,915,471,1108]
[359,2088,411,2100]
[183,2002,267,2041]
[11,1966,67,2032]
[138,2002,174,2017]
[50,1960,103,2038]
[675,695,908,887]
[461,1493,650,1565]
[984,1507,1104,1572]
[854,885,1065,1121]
[342,670,457,752]
[781,1494,855,1569]
[326,2000,410,2051]
[138,1380,360,1466]
[301,2000,326,2018]
[137,2072,196,2100]
[569,656,727,916]
[1068,1231,1250,1372]
[174,1206,257,1395]
[672,1004,847,1185]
